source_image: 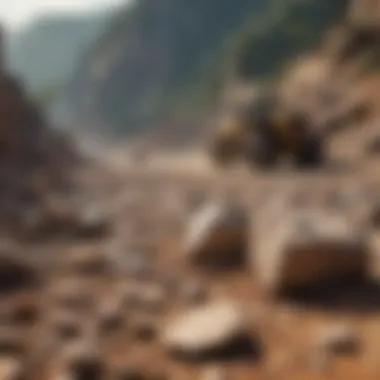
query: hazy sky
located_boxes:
[0,0,127,30]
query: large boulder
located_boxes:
[252,206,370,295]
[182,202,248,270]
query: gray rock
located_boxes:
[73,207,112,239]
[131,319,157,342]
[0,330,26,356]
[98,302,124,335]
[52,284,94,312]
[138,284,166,312]
[119,253,153,280]
[67,251,111,276]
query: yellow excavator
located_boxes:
[209,90,325,169]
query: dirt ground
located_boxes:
[3,127,380,380]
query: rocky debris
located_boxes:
[180,279,209,305]
[60,342,106,380]
[51,282,94,312]
[161,300,260,362]
[0,357,25,380]
[97,301,124,335]
[66,250,112,277]
[0,253,40,294]
[130,318,157,343]
[183,202,248,271]
[253,206,370,295]
[315,324,360,356]
[49,311,83,342]
[71,207,112,239]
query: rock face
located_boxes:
[161,301,259,362]
[0,26,78,238]
[253,206,369,294]
[183,202,248,270]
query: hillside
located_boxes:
[8,11,112,95]
[55,0,349,137]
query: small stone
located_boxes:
[119,253,153,280]
[98,303,124,335]
[180,280,208,305]
[139,285,166,312]
[316,324,360,355]
[131,319,157,342]
[61,342,106,380]
[51,312,82,342]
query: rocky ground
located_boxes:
[3,131,380,380]
[5,1,380,378]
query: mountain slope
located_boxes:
[56,0,348,137]
[8,11,112,94]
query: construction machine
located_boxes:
[209,90,324,169]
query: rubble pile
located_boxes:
[0,28,81,238]
[279,0,380,139]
